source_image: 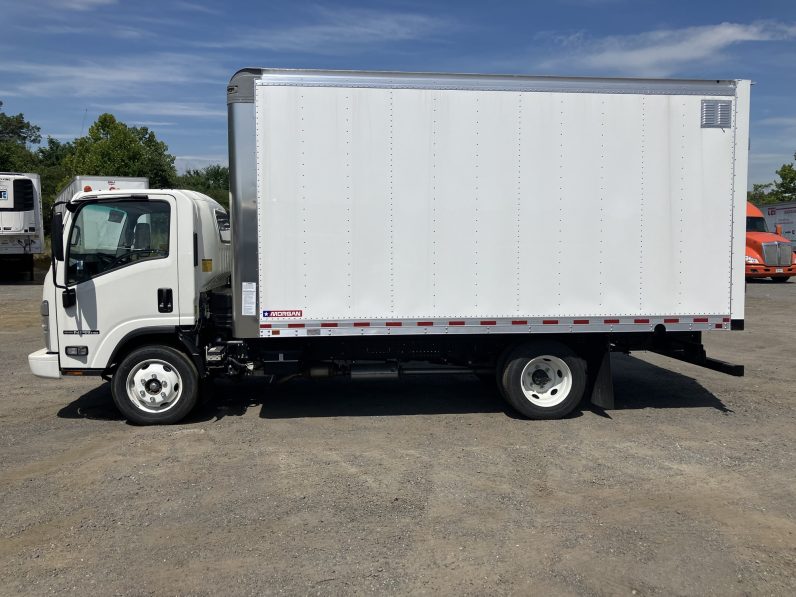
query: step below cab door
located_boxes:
[55,195,180,370]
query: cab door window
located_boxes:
[67,200,170,285]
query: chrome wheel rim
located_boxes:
[520,355,572,407]
[125,359,183,413]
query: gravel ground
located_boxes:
[0,276,794,596]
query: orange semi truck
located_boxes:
[746,202,796,282]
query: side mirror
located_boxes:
[775,224,783,236]
[52,212,64,261]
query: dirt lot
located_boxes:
[1,276,794,596]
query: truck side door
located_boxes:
[55,196,180,370]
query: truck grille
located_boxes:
[761,242,793,267]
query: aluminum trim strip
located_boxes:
[258,316,730,337]
[254,73,736,96]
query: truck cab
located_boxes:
[745,201,796,282]
[29,189,231,422]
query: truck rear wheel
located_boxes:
[499,341,586,419]
[111,345,199,425]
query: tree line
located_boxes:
[747,154,796,205]
[0,102,228,231]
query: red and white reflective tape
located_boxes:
[258,315,731,337]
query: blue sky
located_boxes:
[1,0,795,187]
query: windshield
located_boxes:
[746,216,768,233]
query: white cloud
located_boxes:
[42,0,118,10]
[197,6,450,52]
[175,155,227,174]
[539,21,796,77]
[128,121,178,127]
[45,133,81,140]
[108,102,226,119]
[749,153,790,163]
[175,1,220,14]
[759,116,796,127]
[0,53,224,98]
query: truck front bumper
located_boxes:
[28,349,61,379]
[746,264,796,278]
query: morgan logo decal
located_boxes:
[263,309,303,318]
[63,330,100,335]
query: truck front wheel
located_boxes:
[111,345,199,425]
[499,341,586,419]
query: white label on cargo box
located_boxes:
[242,282,257,316]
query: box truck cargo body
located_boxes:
[30,69,750,424]
[0,172,43,279]
[55,176,149,207]
[763,201,796,246]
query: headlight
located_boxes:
[745,256,759,264]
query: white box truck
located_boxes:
[0,172,43,280]
[29,69,749,424]
[54,176,149,207]
[763,201,796,246]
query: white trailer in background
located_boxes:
[763,202,796,247]
[55,176,149,206]
[31,69,750,425]
[0,172,43,280]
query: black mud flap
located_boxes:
[587,349,615,410]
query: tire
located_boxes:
[499,340,586,420]
[771,276,790,283]
[111,345,199,425]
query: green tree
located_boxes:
[65,113,177,188]
[0,101,40,172]
[748,183,774,205]
[751,152,796,205]
[771,156,796,202]
[176,164,229,208]
[37,137,75,217]
[0,101,41,145]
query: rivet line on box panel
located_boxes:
[474,95,479,309]
[388,90,394,313]
[345,94,352,308]
[516,92,523,312]
[639,96,646,311]
[300,94,307,304]
[432,95,437,310]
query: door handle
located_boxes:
[158,288,173,313]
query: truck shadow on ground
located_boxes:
[58,353,730,423]
[746,278,792,284]
[0,264,47,285]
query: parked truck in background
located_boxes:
[762,201,796,247]
[30,69,750,424]
[0,172,43,280]
[745,201,796,282]
[54,176,149,208]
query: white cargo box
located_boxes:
[763,201,796,245]
[237,71,749,338]
[55,176,149,206]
